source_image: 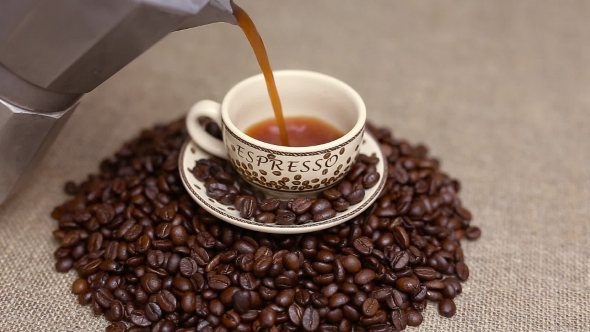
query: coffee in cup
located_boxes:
[244,115,344,147]
[186,70,366,198]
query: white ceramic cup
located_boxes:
[186,70,366,198]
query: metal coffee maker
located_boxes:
[0,0,237,205]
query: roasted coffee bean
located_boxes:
[342,304,360,321]
[288,303,304,326]
[155,290,177,313]
[87,232,104,252]
[259,287,278,305]
[312,262,333,274]
[327,293,349,308]
[233,290,252,314]
[354,269,376,285]
[341,255,361,273]
[313,208,337,221]
[438,298,456,318]
[56,257,74,272]
[362,298,380,316]
[392,226,410,249]
[220,287,240,306]
[139,272,162,295]
[195,296,209,317]
[105,322,127,332]
[144,302,162,322]
[237,196,256,219]
[456,262,470,281]
[282,253,301,271]
[406,309,423,327]
[129,310,151,327]
[396,277,419,293]
[152,239,173,251]
[360,309,387,326]
[155,223,171,239]
[330,198,349,212]
[95,288,115,308]
[302,307,320,332]
[275,289,295,308]
[442,277,462,299]
[426,289,443,301]
[106,275,123,291]
[209,274,231,290]
[208,299,225,317]
[287,198,310,214]
[465,226,481,240]
[222,310,241,329]
[234,239,256,254]
[255,212,275,223]
[147,250,164,268]
[78,289,94,305]
[191,246,210,266]
[326,320,346,332]
[310,293,329,308]
[414,266,437,280]
[413,285,428,302]
[345,188,365,205]
[260,198,281,212]
[386,289,406,310]
[362,172,380,189]
[254,246,272,260]
[313,274,335,285]
[276,211,297,225]
[296,213,312,224]
[259,306,277,328]
[253,257,272,276]
[447,277,463,295]
[423,278,445,290]
[134,287,149,304]
[235,254,254,272]
[320,188,341,201]
[309,199,330,215]
[390,309,407,330]
[238,272,258,290]
[339,283,358,295]
[152,320,175,332]
[72,278,89,295]
[370,287,392,301]
[180,291,197,312]
[325,308,343,324]
[367,324,394,332]
[170,225,188,245]
[353,236,374,255]
[179,257,198,277]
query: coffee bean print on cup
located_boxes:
[189,150,381,225]
[51,118,480,331]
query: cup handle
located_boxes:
[186,100,229,159]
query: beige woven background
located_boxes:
[1,0,589,331]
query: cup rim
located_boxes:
[221,70,366,152]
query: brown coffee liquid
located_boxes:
[232,3,290,146]
[245,116,344,147]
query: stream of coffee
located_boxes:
[231,3,290,146]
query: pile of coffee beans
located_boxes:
[192,152,381,224]
[51,118,481,332]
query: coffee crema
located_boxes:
[244,115,344,147]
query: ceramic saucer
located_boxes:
[179,133,387,234]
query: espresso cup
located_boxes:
[186,70,366,197]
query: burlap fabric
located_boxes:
[1,0,589,331]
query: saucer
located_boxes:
[178,133,387,234]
